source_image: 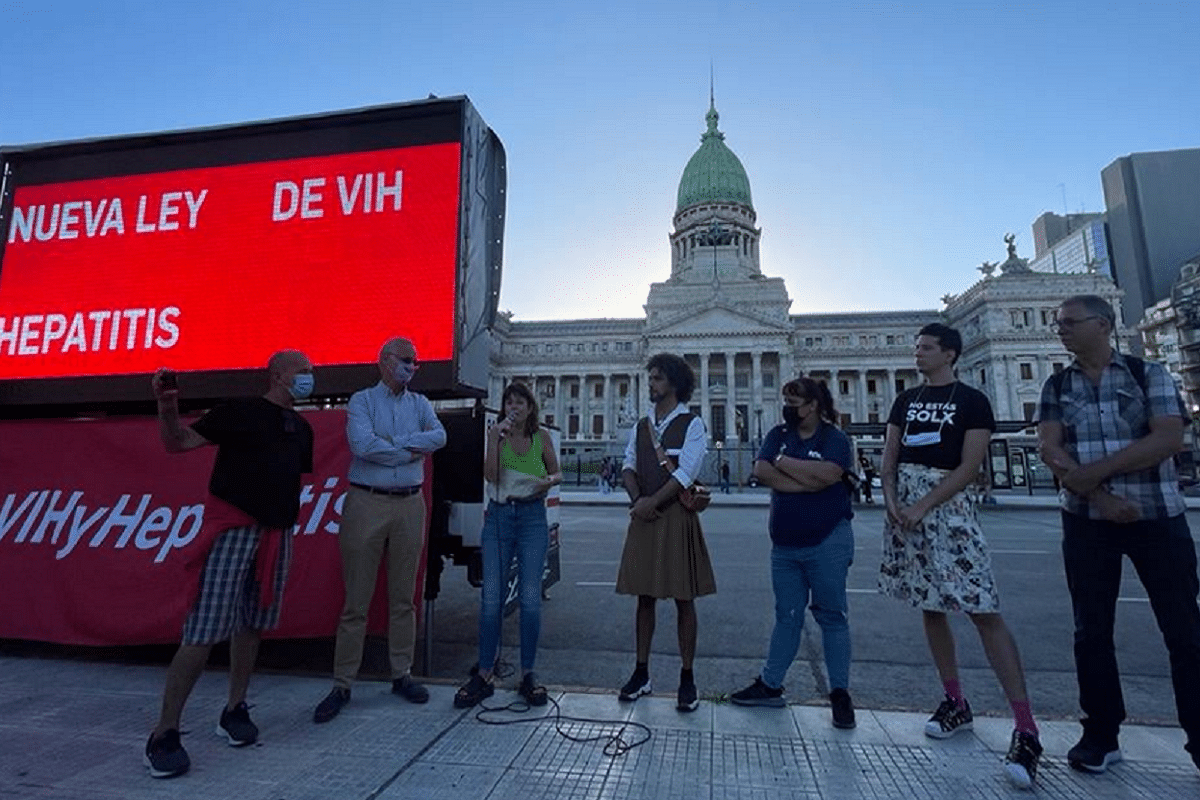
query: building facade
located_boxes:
[1102,148,1200,322]
[488,102,1128,476]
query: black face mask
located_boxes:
[782,406,803,427]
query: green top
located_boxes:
[675,101,753,213]
[501,430,547,478]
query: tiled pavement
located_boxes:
[1,657,1196,799]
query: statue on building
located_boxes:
[1005,232,1018,259]
[617,395,639,428]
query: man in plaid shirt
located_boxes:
[1037,294,1200,776]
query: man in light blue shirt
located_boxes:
[314,337,446,723]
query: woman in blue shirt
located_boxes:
[730,377,857,729]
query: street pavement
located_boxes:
[3,490,1199,798]
[0,656,1196,799]
[427,494,1199,726]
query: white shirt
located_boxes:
[621,402,707,488]
[346,381,447,488]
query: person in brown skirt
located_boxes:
[616,353,716,712]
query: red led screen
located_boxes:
[0,142,461,379]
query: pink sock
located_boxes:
[1011,700,1038,736]
[943,679,965,708]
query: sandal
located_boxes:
[518,673,548,707]
[454,673,494,709]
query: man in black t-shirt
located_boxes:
[878,324,1042,789]
[143,350,314,780]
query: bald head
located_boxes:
[268,349,311,378]
[379,338,416,360]
[378,337,418,391]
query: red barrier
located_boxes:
[0,409,427,645]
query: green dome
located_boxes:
[676,102,753,213]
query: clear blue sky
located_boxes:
[4,1,1199,321]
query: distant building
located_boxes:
[1165,256,1200,414]
[489,101,1128,479]
[1032,211,1105,258]
[1028,214,1113,280]
[1102,148,1200,322]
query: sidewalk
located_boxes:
[1,656,1195,799]
[561,489,1200,511]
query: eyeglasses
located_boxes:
[1050,315,1100,333]
[384,353,418,365]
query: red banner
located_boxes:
[0,409,428,645]
[0,144,461,378]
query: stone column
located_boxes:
[724,352,736,443]
[553,374,562,428]
[699,353,711,433]
[603,373,612,439]
[1003,356,1018,420]
[856,369,868,425]
[885,368,896,414]
[780,347,795,385]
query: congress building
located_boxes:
[487,101,1127,485]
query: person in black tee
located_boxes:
[878,324,1043,789]
[144,350,314,780]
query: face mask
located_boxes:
[289,373,314,400]
[782,406,803,427]
[393,361,417,386]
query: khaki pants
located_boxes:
[332,487,426,687]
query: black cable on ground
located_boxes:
[471,682,652,757]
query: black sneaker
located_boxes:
[1067,732,1122,773]
[1004,730,1043,789]
[925,696,973,739]
[677,680,700,712]
[217,702,258,746]
[731,677,786,708]
[392,675,430,704]
[144,729,189,779]
[313,687,351,724]
[618,669,651,702]
[830,688,856,729]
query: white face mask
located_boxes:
[393,360,417,385]
[289,373,314,400]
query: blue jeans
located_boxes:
[761,519,854,691]
[1062,511,1200,745]
[478,498,549,672]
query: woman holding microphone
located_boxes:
[455,383,562,708]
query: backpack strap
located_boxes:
[1051,355,1149,403]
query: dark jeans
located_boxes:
[1061,511,1200,745]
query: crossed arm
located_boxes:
[752,455,843,493]
[1037,416,1182,522]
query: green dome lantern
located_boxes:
[675,101,753,213]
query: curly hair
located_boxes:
[646,353,696,403]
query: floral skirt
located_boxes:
[878,463,1000,613]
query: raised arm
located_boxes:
[153,369,210,453]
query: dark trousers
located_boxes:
[1061,511,1200,746]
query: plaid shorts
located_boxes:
[181,524,292,646]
